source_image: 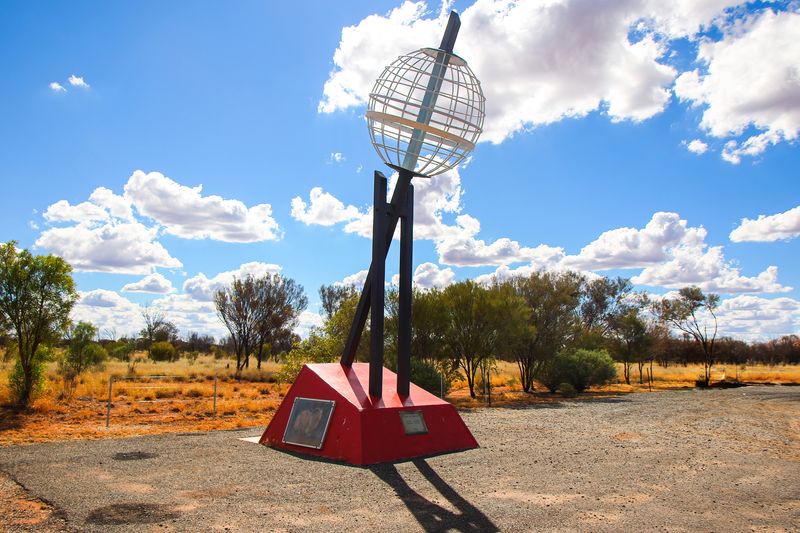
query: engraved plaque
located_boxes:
[282,398,336,449]
[399,410,428,436]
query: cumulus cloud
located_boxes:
[121,273,176,294]
[124,170,282,242]
[632,252,790,294]
[337,269,369,289]
[319,0,740,143]
[471,211,790,294]
[43,199,108,223]
[291,187,364,226]
[730,205,800,242]
[71,290,144,337]
[562,212,706,271]
[35,219,182,275]
[714,294,800,340]
[674,9,800,163]
[295,310,326,338]
[36,170,287,273]
[329,152,345,163]
[68,74,90,88]
[183,262,283,301]
[49,82,66,92]
[685,139,708,154]
[413,262,455,289]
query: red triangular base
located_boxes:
[260,363,478,465]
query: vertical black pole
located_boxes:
[370,172,387,398]
[397,182,414,397]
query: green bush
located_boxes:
[410,358,450,396]
[150,341,176,362]
[9,357,47,404]
[278,333,338,383]
[537,357,565,393]
[536,349,617,393]
[110,342,135,360]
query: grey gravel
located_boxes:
[1,385,798,532]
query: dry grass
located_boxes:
[0,353,797,446]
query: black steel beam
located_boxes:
[397,184,414,397]
[369,173,387,397]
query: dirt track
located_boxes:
[1,385,798,532]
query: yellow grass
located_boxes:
[0,353,797,445]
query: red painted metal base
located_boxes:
[260,363,478,465]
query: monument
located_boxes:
[261,11,486,465]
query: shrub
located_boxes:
[536,349,617,393]
[278,334,338,383]
[559,382,577,397]
[110,342,135,361]
[560,349,617,392]
[410,358,448,396]
[537,357,565,393]
[150,341,176,362]
[9,357,47,405]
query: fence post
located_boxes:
[105,376,114,428]
[213,375,217,418]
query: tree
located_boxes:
[0,242,77,406]
[63,321,105,375]
[253,273,308,368]
[440,281,527,398]
[608,308,651,384]
[653,286,719,385]
[319,284,357,320]
[59,321,106,398]
[140,306,166,353]
[215,273,307,375]
[509,271,583,392]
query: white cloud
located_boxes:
[150,294,225,338]
[28,221,39,230]
[632,251,790,294]
[71,290,144,338]
[68,74,90,88]
[182,262,283,301]
[124,170,282,242]
[685,139,708,154]
[318,0,710,143]
[562,212,706,271]
[412,262,455,289]
[35,219,182,275]
[122,273,176,294]
[471,211,791,295]
[730,205,800,242]
[43,199,108,223]
[337,269,369,289]
[49,82,66,92]
[295,310,325,338]
[291,187,363,226]
[329,152,345,163]
[674,9,800,162]
[714,294,800,341]
[89,187,134,220]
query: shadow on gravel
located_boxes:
[86,503,180,526]
[370,459,499,532]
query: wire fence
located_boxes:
[105,374,217,427]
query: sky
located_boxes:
[1,0,798,342]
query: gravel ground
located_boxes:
[0,385,798,532]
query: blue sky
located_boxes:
[1,1,798,340]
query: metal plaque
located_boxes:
[282,398,336,449]
[399,410,428,436]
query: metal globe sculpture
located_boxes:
[366,47,485,177]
